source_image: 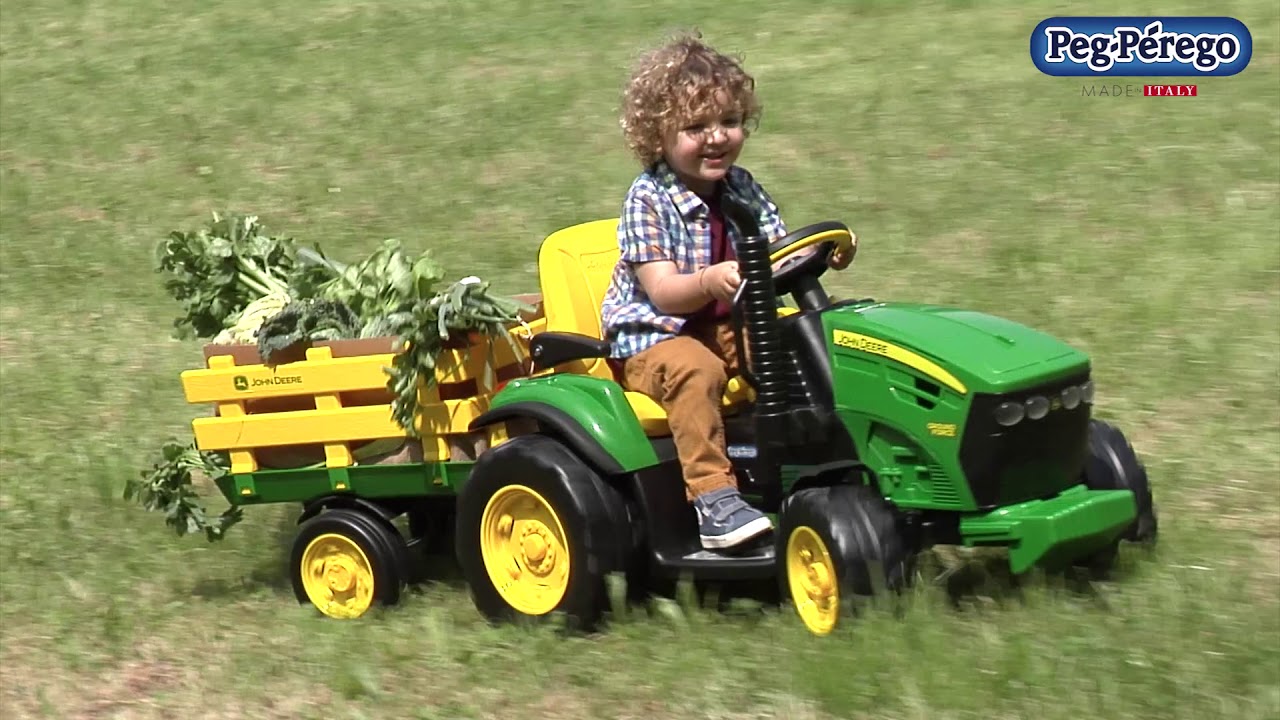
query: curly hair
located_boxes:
[619,32,762,167]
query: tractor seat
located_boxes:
[535,218,756,436]
[624,376,756,435]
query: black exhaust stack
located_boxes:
[722,199,794,453]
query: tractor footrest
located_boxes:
[650,543,777,581]
[629,463,779,581]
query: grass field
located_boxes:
[2,0,1278,717]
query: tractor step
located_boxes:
[629,462,780,581]
[649,539,778,580]
[680,548,773,562]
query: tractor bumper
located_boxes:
[959,484,1137,574]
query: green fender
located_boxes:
[469,373,659,475]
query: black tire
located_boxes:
[299,498,415,582]
[1068,419,1157,577]
[290,508,408,619]
[455,434,626,631]
[1083,419,1158,543]
[776,483,912,635]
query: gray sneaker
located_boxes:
[693,487,774,550]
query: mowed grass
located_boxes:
[2,0,1278,717]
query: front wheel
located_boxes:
[1083,419,1158,543]
[455,434,626,631]
[1073,419,1158,575]
[777,484,912,636]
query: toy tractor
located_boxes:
[177,202,1156,636]
[455,200,1158,635]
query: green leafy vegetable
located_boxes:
[124,440,242,542]
[158,210,533,428]
[382,277,532,434]
[279,239,533,431]
[296,239,446,326]
[255,297,361,365]
[141,212,535,543]
[155,211,324,340]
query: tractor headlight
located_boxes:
[1061,385,1081,410]
[995,401,1025,426]
[1081,380,1095,404]
[1025,395,1050,420]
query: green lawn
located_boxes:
[2,1,1278,718]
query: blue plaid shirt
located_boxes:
[601,161,787,359]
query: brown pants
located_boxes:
[622,319,741,502]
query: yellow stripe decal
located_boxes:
[832,330,967,395]
[768,230,853,264]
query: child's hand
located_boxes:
[828,232,858,270]
[699,261,741,303]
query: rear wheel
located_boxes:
[777,484,912,635]
[290,508,408,619]
[455,434,625,631]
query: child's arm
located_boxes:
[635,261,738,314]
[620,192,739,314]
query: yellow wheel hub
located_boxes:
[480,485,571,616]
[300,533,376,619]
[786,526,839,635]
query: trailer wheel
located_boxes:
[777,483,911,636]
[455,434,623,631]
[290,508,408,619]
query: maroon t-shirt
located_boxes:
[695,189,736,322]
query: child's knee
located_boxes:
[664,353,727,392]
[657,364,727,412]
[634,337,727,396]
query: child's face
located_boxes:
[663,92,746,196]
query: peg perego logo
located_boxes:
[1031,17,1252,76]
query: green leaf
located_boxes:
[377,277,533,435]
[156,211,307,340]
[255,297,361,365]
[127,439,239,542]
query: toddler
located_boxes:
[601,33,851,550]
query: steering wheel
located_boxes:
[766,221,856,296]
[726,220,856,391]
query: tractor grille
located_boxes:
[927,464,962,508]
[958,372,1092,509]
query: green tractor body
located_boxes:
[472,297,1138,580]
[461,213,1152,609]
[820,301,1137,573]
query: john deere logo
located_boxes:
[233,374,302,390]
